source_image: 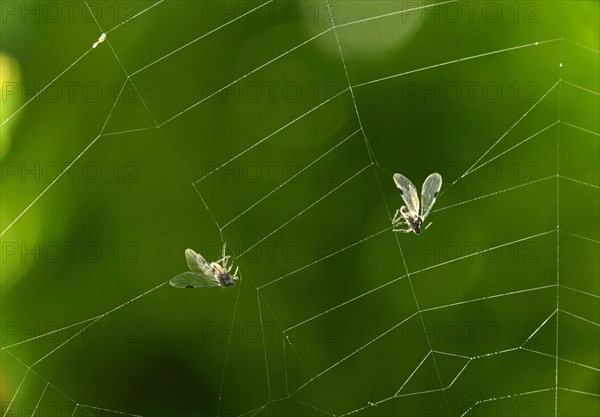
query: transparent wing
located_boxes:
[420,172,442,219]
[169,271,219,288]
[185,248,212,275]
[169,249,219,288]
[393,173,420,215]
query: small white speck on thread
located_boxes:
[92,33,106,49]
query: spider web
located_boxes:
[1,1,599,416]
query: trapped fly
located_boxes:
[169,243,240,288]
[392,172,442,234]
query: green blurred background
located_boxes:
[1,1,598,416]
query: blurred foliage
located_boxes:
[1,1,598,416]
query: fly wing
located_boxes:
[169,271,219,288]
[185,248,213,275]
[393,173,420,215]
[169,249,220,288]
[420,173,442,220]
